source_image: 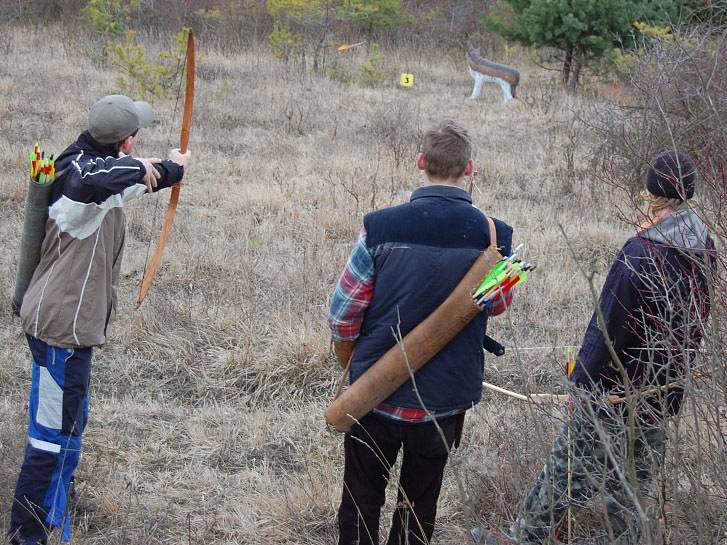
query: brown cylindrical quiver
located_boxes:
[13,178,52,315]
[325,245,502,432]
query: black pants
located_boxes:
[338,413,461,545]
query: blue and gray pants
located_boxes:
[9,335,92,544]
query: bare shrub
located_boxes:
[369,101,421,171]
[564,21,727,545]
[519,78,560,116]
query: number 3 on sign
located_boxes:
[400,73,414,88]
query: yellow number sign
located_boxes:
[399,73,414,88]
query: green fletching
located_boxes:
[473,259,534,307]
[474,259,527,296]
[474,260,507,296]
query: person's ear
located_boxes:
[416,152,426,172]
[119,134,136,156]
[464,159,474,177]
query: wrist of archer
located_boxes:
[153,161,184,190]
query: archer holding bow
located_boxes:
[507,151,715,545]
[8,94,191,545]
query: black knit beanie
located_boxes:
[646,150,697,200]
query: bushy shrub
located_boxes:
[107,27,189,100]
[269,21,299,60]
[357,47,385,86]
[79,0,138,38]
[326,44,387,86]
[326,59,353,83]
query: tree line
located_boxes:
[0,0,724,90]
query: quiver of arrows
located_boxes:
[325,244,503,432]
[13,146,55,314]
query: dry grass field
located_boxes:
[0,23,717,545]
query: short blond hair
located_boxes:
[641,189,694,215]
[421,120,472,180]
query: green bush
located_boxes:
[326,59,353,83]
[269,21,298,60]
[357,47,385,86]
[325,45,386,87]
[80,0,139,39]
[108,28,189,101]
[79,1,189,100]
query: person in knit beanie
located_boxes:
[505,149,714,545]
[646,150,697,200]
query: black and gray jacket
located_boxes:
[20,131,184,348]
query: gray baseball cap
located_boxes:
[88,94,154,144]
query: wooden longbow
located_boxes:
[483,367,715,406]
[136,29,196,309]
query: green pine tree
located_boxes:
[487,0,678,89]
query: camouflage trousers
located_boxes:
[511,412,666,544]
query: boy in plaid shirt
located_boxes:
[328,120,514,545]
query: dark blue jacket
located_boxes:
[52,131,182,205]
[349,185,513,412]
[571,209,713,416]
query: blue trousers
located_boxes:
[9,335,92,544]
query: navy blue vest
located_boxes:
[350,185,513,412]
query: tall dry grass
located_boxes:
[0,23,705,544]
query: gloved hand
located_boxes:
[137,157,162,192]
[168,148,191,169]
